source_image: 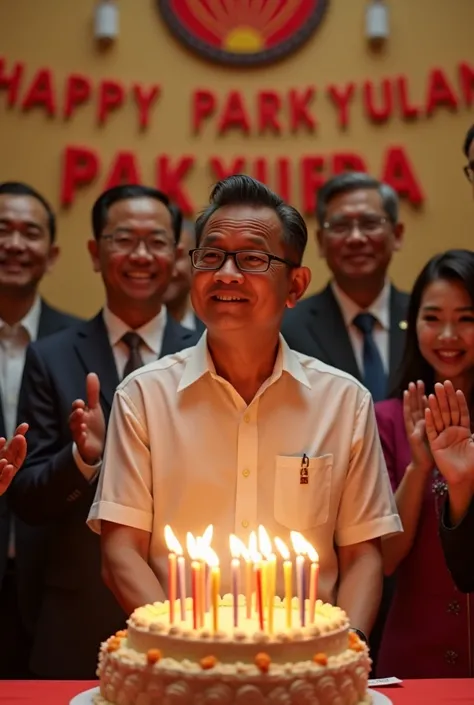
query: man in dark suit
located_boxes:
[163,218,205,334]
[282,172,409,401]
[9,184,200,679]
[281,172,409,671]
[0,181,82,677]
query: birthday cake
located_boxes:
[93,596,371,705]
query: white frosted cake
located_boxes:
[94,595,371,705]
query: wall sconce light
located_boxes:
[94,0,119,45]
[365,0,389,46]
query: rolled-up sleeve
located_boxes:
[87,387,153,534]
[336,392,402,546]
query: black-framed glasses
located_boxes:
[101,231,174,256]
[322,215,390,239]
[189,247,299,273]
[464,164,474,183]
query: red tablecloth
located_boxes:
[0,679,473,704]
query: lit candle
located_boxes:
[254,555,264,631]
[186,532,201,630]
[164,525,177,624]
[230,535,245,628]
[206,547,220,633]
[165,525,186,624]
[197,525,213,624]
[259,526,275,634]
[275,537,292,629]
[258,525,269,609]
[247,532,257,618]
[306,543,320,624]
[291,531,307,628]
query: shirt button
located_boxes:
[242,469,250,477]
[445,649,458,665]
[241,520,249,528]
[447,600,461,615]
[243,414,250,423]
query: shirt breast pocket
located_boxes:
[274,454,333,532]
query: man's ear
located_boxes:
[286,266,312,309]
[87,239,101,273]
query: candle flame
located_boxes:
[202,524,213,547]
[202,546,219,567]
[258,525,273,559]
[290,530,308,555]
[305,541,319,563]
[230,534,247,559]
[164,525,183,555]
[186,532,198,560]
[249,531,257,555]
[274,536,290,561]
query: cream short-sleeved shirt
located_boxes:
[88,334,401,605]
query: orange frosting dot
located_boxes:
[115,630,127,638]
[313,653,328,666]
[255,652,271,673]
[147,649,162,665]
[200,655,218,670]
[107,637,121,653]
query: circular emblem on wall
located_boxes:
[157,0,330,67]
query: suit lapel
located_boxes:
[73,313,119,412]
[388,286,408,388]
[159,315,197,358]
[309,286,361,380]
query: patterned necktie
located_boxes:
[352,312,387,402]
[121,332,145,379]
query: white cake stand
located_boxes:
[70,686,393,704]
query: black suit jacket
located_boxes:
[9,311,199,679]
[439,497,474,593]
[0,300,81,590]
[281,283,409,394]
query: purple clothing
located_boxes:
[375,398,473,679]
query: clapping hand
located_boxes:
[425,380,474,488]
[403,380,433,475]
[0,422,28,495]
[69,373,105,465]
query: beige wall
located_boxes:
[0,0,473,318]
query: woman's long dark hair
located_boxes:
[392,249,474,398]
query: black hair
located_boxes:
[316,172,399,226]
[195,174,307,264]
[0,181,56,242]
[392,249,474,399]
[91,184,182,243]
[462,124,474,158]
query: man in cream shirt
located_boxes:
[88,175,402,641]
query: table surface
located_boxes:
[1,679,473,705]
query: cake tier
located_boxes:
[127,595,349,665]
[95,596,372,705]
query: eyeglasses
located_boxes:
[189,247,299,273]
[322,216,390,239]
[463,164,474,183]
[101,231,174,256]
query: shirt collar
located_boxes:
[177,333,311,393]
[0,294,42,341]
[102,305,167,355]
[330,279,391,330]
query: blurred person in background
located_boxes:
[0,181,81,677]
[375,250,474,678]
[8,184,199,679]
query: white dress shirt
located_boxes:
[0,295,41,439]
[73,306,168,481]
[88,333,401,606]
[181,307,197,332]
[331,280,391,374]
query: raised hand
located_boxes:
[425,380,474,488]
[0,422,28,495]
[403,380,433,475]
[69,373,105,465]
